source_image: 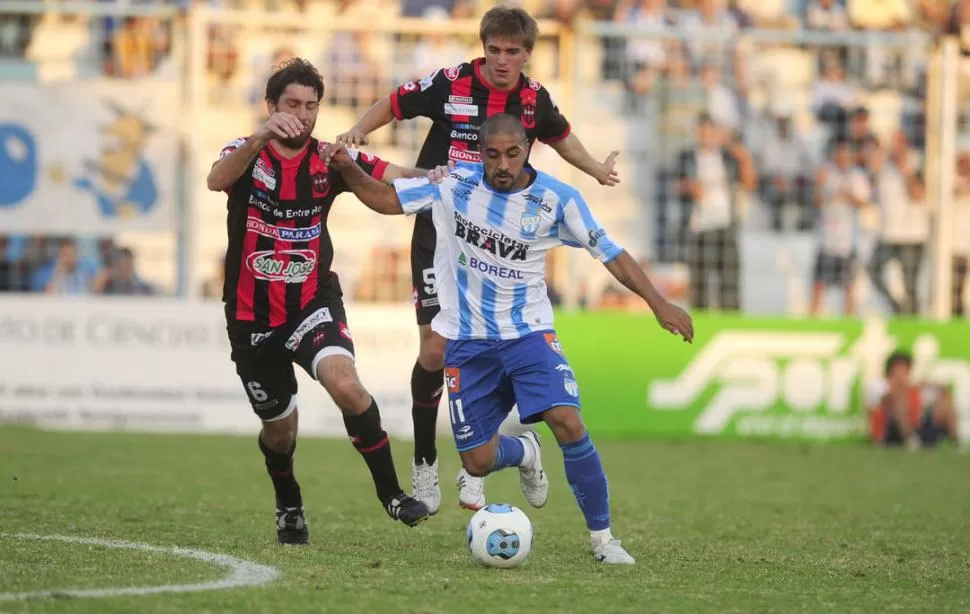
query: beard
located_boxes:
[277,120,314,149]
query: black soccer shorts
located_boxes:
[410,211,441,326]
[225,295,356,421]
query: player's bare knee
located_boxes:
[418,327,446,370]
[462,455,493,477]
[317,356,369,413]
[261,412,298,451]
[543,406,587,444]
[326,376,369,414]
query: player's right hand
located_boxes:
[319,142,353,170]
[654,300,694,343]
[254,112,306,143]
[336,127,369,147]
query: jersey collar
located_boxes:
[473,57,523,94]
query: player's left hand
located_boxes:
[653,300,694,343]
[597,150,620,187]
[426,161,455,184]
[320,142,353,171]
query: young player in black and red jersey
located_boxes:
[207,59,447,544]
[337,7,621,514]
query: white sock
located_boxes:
[518,436,537,468]
[590,528,614,548]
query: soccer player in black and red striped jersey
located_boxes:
[337,7,620,514]
[207,59,446,544]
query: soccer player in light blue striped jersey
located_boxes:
[323,114,693,564]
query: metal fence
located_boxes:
[2,3,966,321]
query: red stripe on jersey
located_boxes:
[267,163,301,327]
[279,159,299,200]
[235,215,259,321]
[389,92,404,120]
[300,213,323,310]
[268,218,295,328]
[448,76,473,122]
[371,159,389,180]
[486,89,509,118]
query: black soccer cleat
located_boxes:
[276,506,309,545]
[384,493,431,527]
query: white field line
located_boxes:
[0,533,280,601]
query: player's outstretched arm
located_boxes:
[322,144,404,215]
[380,160,455,185]
[549,132,620,187]
[336,97,395,147]
[604,251,694,343]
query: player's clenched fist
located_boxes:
[254,112,307,143]
[336,127,369,147]
[654,300,694,343]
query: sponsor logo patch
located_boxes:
[283,307,333,351]
[454,211,528,261]
[246,249,317,283]
[444,103,479,117]
[253,158,276,190]
[445,368,461,393]
[444,65,461,81]
[448,146,480,163]
[464,256,524,280]
[520,212,540,235]
[544,333,564,356]
[250,331,272,346]
[564,376,579,397]
[246,217,322,242]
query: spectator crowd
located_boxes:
[1,0,968,317]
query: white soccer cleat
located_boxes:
[593,539,636,565]
[456,468,486,511]
[518,431,548,508]
[411,459,441,515]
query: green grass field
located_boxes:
[2,426,969,613]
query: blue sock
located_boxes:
[560,433,610,531]
[490,435,525,474]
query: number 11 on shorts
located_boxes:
[449,398,465,424]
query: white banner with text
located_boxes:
[0,297,445,438]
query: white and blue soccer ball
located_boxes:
[466,503,533,568]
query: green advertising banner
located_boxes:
[554,312,970,442]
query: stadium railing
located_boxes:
[2,3,966,322]
[0,0,187,295]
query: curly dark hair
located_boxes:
[265,58,324,105]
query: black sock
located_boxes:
[344,399,402,505]
[411,361,444,465]
[258,435,302,510]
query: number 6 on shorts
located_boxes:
[247,380,268,402]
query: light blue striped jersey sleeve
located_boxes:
[392,176,440,215]
[557,189,624,263]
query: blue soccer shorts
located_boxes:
[443,330,581,452]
